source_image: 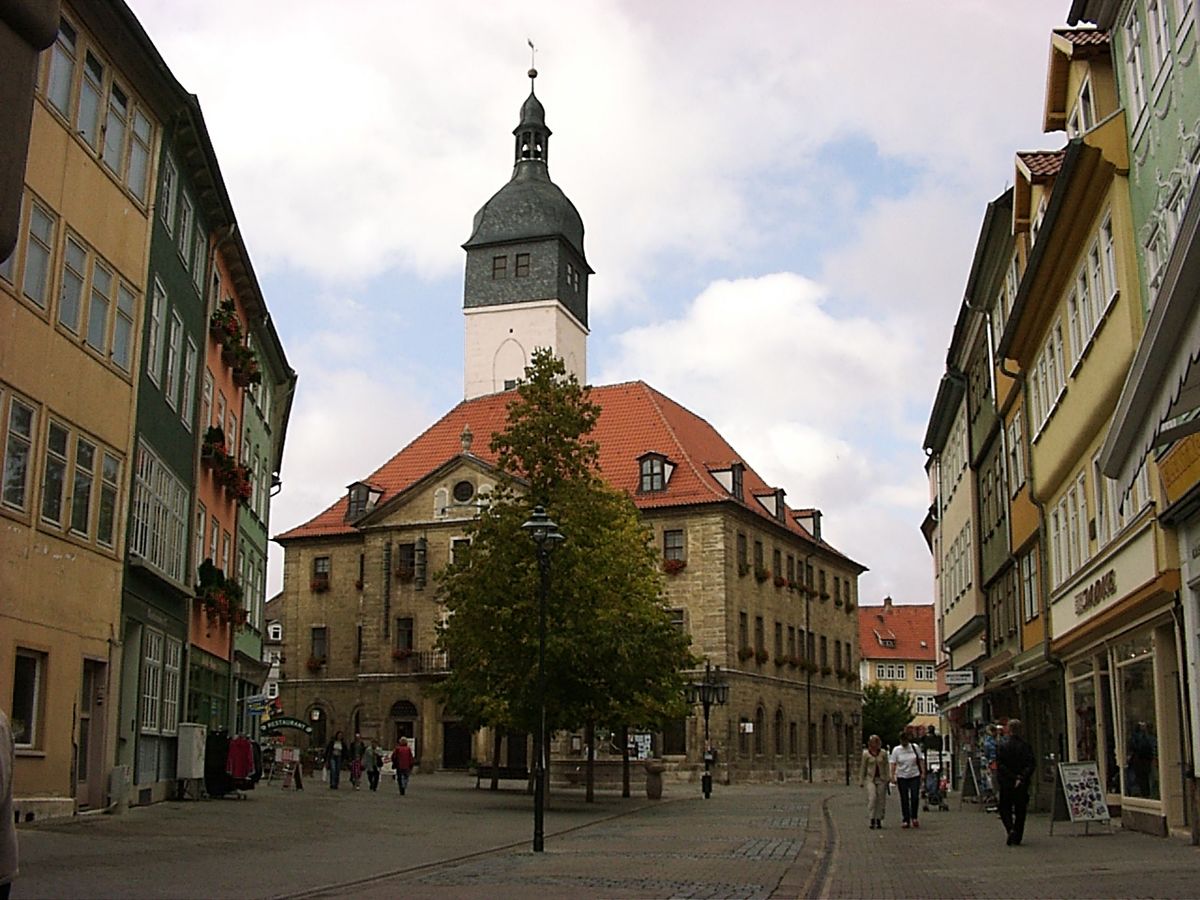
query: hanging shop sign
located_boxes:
[944,669,975,686]
[261,716,313,735]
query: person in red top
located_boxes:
[391,737,414,795]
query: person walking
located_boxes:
[348,733,366,791]
[1,710,18,900]
[392,737,414,796]
[364,737,382,792]
[860,733,889,829]
[325,730,346,790]
[890,729,925,829]
[996,718,1036,846]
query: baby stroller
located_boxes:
[923,764,949,811]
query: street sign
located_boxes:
[944,669,974,686]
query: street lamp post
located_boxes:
[522,506,564,854]
[685,660,729,798]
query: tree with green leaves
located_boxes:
[435,349,696,795]
[861,682,916,747]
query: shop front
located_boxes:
[1053,521,1184,835]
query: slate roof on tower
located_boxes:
[276,380,863,570]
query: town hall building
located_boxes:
[273,71,865,784]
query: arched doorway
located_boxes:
[390,700,418,748]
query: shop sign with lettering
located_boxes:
[1074,570,1116,616]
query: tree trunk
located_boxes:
[586,721,595,803]
[490,729,502,791]
[621,725,631,798]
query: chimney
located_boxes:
[883,595,893,611]
[811,509,822,540]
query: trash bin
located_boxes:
[644,761,665,800]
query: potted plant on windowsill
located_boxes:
[773,574,786,588]
[755,648,769,664]
[396,567,415,583]
[737,646,755,662]
[663,558,687,575]
[754,567,769,583]
[306,656,325,672]
[310,578,329,593]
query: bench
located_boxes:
[474,765,531,789]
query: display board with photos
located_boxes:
[1058,761,1111,823]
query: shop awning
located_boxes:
[941,681,985,713]
[1100,176,1200,502]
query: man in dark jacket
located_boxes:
[996,719,1037,845]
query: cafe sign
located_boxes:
[1074,569,1116,617]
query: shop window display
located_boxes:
[1116,636,1158,800]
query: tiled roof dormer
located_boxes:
[708,460,745,502]
[345,481,383,522]
[637,451,675,493]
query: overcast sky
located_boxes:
[128,0,1070,606]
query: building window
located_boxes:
[178,194,194,263]
[147,280,166,386]
[1020,548,1040,622]
[1007,412,1026,495]
[772,548,782,578]
[775,622,784,658]
[738,611,749,652]
[669,608,685,632]
[663,528,684,561]
[1030,320,1066,433]
[85,261,113,353]
[68,436,95,537]
[515,253,530,277]
[268,623,282,642]
[164,311,183,409]
[491,255,507,279]
[311,626,327,662]
[128,441,184,578]
[1124,9,1148,120]
[820,636,828,668]
[1,395,35,511]
[755,616,765,653]
[181,339,198,429]
[915,664,936,681]
[395,617,414,652]
[736,532,747,573]
[640,456,665,492]
[46,19,76,116]
[21,201,54,309]
[11,649,45,747]
[58,235,86,333]
[40,421,68,526]
[395,543,416,581]
[753,540,764,573]
[451,537,471,566]
[312,556,331,590]
[76,50,103,148]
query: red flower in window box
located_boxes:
[755,648,769,664]
[737,646,755,662]
[773,575,786,588]
[663,558,687,575]
[310,578,329,593]
[305,656,325,672]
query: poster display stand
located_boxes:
[959,757,981,809]
[1050,761,1112,836]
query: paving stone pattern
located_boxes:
[11,773,1200,899]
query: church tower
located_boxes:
[462,67,591,399]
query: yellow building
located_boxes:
[857,598,938,734]
[996,28,1184,836]
[0,4,167,814]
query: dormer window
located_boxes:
[638,453,675,493]
[346,481,382,521]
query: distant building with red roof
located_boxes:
[272,74,866,783]
[858,597,938,734]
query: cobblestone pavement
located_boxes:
[9,773,1200,898]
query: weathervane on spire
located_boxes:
[528,39,538,86]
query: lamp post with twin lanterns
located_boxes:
[685,660,729,798]
[521,505,564,853]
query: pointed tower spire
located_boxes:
[514,48,550,170]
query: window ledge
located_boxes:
[15,748,46,758]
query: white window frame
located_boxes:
[181,338,198,430]
[129,440,187,583]
[12,649,45,748]
[147,279,166,386]
[164,310,183,410]
[2,395,36,512]
[1124,9,1148,121]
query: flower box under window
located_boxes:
[663,558,687,575]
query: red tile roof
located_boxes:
[276,381,862,568]
[1053,27,1110,47]
[1017,149,1067,179]
[857,600,935,661]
